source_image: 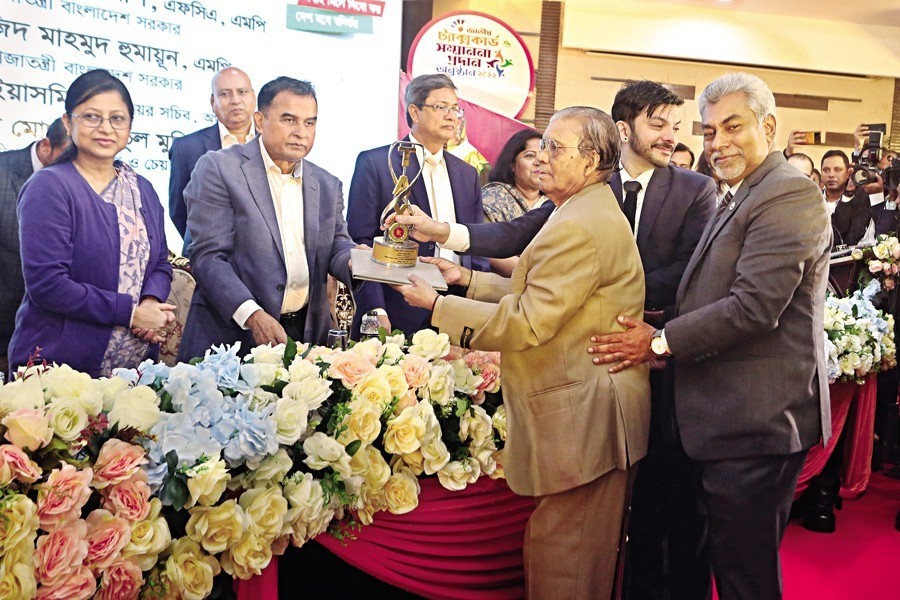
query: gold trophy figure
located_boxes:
[371,141,423,267]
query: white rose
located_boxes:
[423,361,455,406]
[451,360,483,396]
[459,404,493,447]
[491,405,508,441]
[383,406,426,455]
[45,397,88,441]
[378,343,405,366]
[338,398,383,445]
[471,443,498,476]
[247,448,293,487]
[283,473,335,544]
[378,364,409,400]
[408,329,451,361]
[274,397,309,445]
[107,385,161,432]
[240,362,280,388]
[97,376,130,412]
[248,343,286,364]
[282,377,332,412]
[350,338,382,365]
[0,376,44,416]
[287,359,321,382]
[384,333,406,347]
[420,433,450,475]
[874,243,890,260]
[383,471,420,514]
[42,364,103,416]
[362,446,391,490]
[437,459,481,491]
[302,432,353,478]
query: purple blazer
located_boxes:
[8,162,172,378]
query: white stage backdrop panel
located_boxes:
[0,0,402,251]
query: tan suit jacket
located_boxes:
[435,182,650,497]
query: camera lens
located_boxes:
[852,168,872,186]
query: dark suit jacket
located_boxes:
[0,145,35,357]
[465,166,717,314]
[665,152,832,461]
[346,141,489,336]
[176,140,354,361]
[831,187,873,246]
[168,124,220,256]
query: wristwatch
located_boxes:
[650,329,671,357]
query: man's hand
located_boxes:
[785,130,808,157]
[390,274,439,310]
[386,205,451,244]
[246,310,287,346]
[853,123,870,151]
[587,315,656,373]
[863,172,884,195]
[420,256,470,287]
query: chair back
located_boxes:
[159,267,196,366]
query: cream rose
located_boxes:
[408,329,451,361]
[287,357,321,382]
[45,398,89,442]
[97,377,130,412]
[273,397,309,446]
[352,371,393,407]
[0,376,44,416]
[3,408,53,451]
[383,406,426,455]
[379,364,409,400]
[361,446,391,490]
[186,500,246,554]
[0,493,39,556]
[107,385,160,432]
[43,364,103,416]
[239,487,288,543]
[165,538,220,600]
[421,433,451,475]
[459,404,493,447]
[248,343,285,364]
[451,359,483,395]
[350,338,382,365]
[246,448,292,487]
[220,532,272,580]
[378,342,405,366]
[282,376,332,412]
[302,432,353,478]
[339,398,383,446]
[437,459,481,491]
[184,457,231,508]
[492,404,508,441]
[0,562,37,600]
[423,362,455,406]
[383,471,420,514]
[121,499,171,571]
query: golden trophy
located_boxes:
[371,141,422,267]
[350,141,448,291]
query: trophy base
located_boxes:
[351,248,448,291]
[372,236,419,267]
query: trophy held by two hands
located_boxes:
[350,141,448,290]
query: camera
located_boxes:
[884,157,900,194]
[851,124,885,186]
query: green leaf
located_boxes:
[189,356,203,365]
[345,439,361,457]
[454,397,470,418]
[159,390,174,413]
[165,450,179,474]
[161,475,190,511]
[283,337,298,367]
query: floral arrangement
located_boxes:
[824,279,897,384]
[0,330,504,599]
[850,234,900,293]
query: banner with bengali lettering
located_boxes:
[0,0,402,251]
[407,11,534,119]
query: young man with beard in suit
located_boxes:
[0,118,69,374]
[168,67,255,256]
[346,73,488,338]
[176,77,355,361]
[590,72,831,600]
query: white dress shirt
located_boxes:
[232,137,309,328]
[30,142,42,173]
[619,163,655,238]
[217,121,256,148]
[409,133,459,262]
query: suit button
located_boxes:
[276,284,285,292]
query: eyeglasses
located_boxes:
[69,112,131,130]
[420,104,464,118]
[539,138,592,156]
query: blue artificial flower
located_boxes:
[196,343,243,389]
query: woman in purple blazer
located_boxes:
[8,70,174,378]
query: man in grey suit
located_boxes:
[0,118,69,373]
[591,72,832,599]
[177,77,355,361]
[168,67,255,256]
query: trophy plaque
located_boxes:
[351,141,448,291]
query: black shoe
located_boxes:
[802,487,839,533]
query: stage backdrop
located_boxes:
[0,0,402,252]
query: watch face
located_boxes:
[651,337,666,356]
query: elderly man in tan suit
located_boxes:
[393,106,650,599]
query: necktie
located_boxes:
[622,180,642,232]
[424,155,458,262]
[718,190,734,216]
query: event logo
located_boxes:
[408,12,534,118]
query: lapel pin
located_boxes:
[729,201,736,211]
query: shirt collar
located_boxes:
[409,133,444,165]
[259,136,302,179]
[725,179,744,197]
[218,121,256,146]
[30,142,43,173]
[619,162,654,189]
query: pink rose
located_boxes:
[96,558,143,600]
[883,261,892,273]
[84,509,131,572]
[892,263,900,275]
[37,464,93,531]
[34,520,89,588]
[401,354,430,389]
[35,565,96,600]
[92,439,147,490]
[476,363,501,395]
[869,260,883,273]
[328,351,376,388]
[101,471,151,522]
[0,443,42,485]
[2,408,53,451]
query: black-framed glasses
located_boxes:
[420,104,464,118]
[69,112,131,130]
[539,138,592,156]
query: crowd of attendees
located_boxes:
[1,66,898,599]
